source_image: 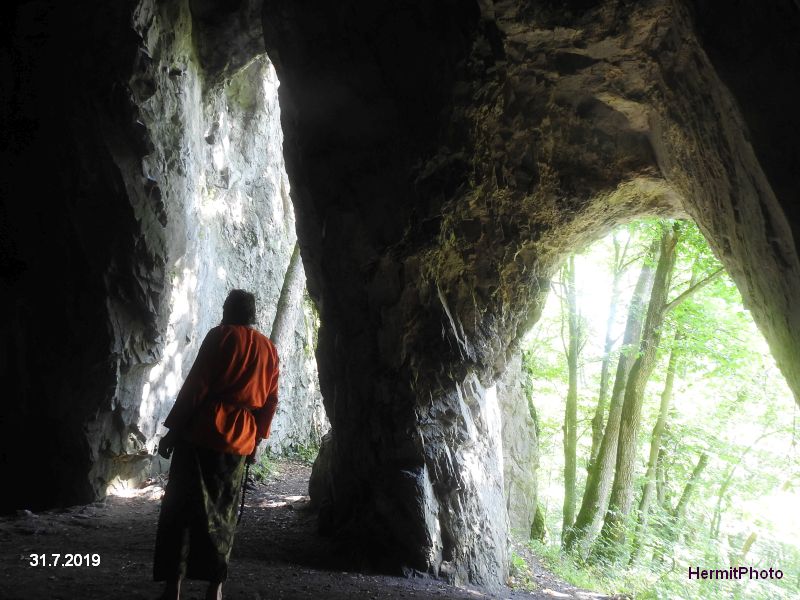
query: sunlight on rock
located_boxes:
[262,59,279,98]
[164,371,178,397]
[137,265,201,442]
[168,266,198,324]
[211,138,227,172]
[148,364,163,384]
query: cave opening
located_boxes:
[0,0,329,512]
[110,8,330,498]
[508,218,799,598]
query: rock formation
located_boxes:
[1,0,325,509]
[263,0,799,587]
[1,0,798,591]
[498,353,539,538]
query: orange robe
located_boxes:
[164,324,280,455]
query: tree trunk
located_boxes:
[710,465,735,540]
[629,331,682,562]
[595,223,680,561]
[627,261,717,559]
[562,256,580,543]
[655,445,668,509]
[673,452,709,523]
[589,235,628,471]
[738,532,758,564]
[709,428,777,539]
[654,451,709,563]
[531,503,547,542]
[563,239,658,553]
[270,241,305,354]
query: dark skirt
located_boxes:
[153,441,246,582]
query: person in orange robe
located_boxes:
[153,289,279,600]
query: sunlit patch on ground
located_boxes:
[107,483,165,501]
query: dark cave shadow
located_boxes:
[232,498,358,573]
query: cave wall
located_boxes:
[263,0,799,588]
[1,0,153,511]
[497,352,539,538]
[663,0,800,402]
[0,0,325,510]
[497,352,539,540]
[119,0,326,476]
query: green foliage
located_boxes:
[522,344,565,384]
[250,453,276,482]
[290,442,319,465]
[508,550,536,589]
[510,551,527,573]
[250,442,320,483]
[523,218,799,600]
[523,533,800,600]
[525,540,615,592]
[267,442,321,465]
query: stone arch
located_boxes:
[262,0,799,587]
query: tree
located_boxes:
[522,219,799,599]
[595,222,725,562]
[628,257,708,560]
[672,451,709,526]
[270,241,304,351]
[589,232,633,471]
[594,222,681,561]
[653,451,710,565]
[709,428,780,540]
[561,255,581,543]
[629,329,683,562]
[563,237,658,553]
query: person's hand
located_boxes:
[246,442,260,465]
[158,430,177,459]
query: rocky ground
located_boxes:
[0,460,608,600]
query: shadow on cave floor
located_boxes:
[0,459,607,600]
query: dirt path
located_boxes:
[0,459,608,600]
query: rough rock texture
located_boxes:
[497,353,539,538]
[262,0,800,588]
[2,0,799,592]
[124,0,326,471]
[0,0,325,510]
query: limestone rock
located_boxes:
[1,0,327,510]
[263,0,800,588]
[497,353,539,538]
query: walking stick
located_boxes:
[237,461,250,525]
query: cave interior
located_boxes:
[1,0,799,590]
